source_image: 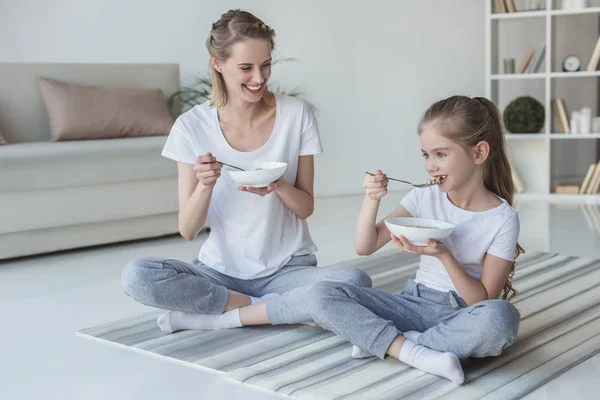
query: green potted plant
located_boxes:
[503,96,545,134]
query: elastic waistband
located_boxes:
[404,280,467,308]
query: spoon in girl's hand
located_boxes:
[362,171,439,188]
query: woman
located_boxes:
[122,9,371,332]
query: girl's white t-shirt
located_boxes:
[400,186,520,293]
[161,94,323,279]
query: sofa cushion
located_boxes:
[39,77,175,141]
[0,136,178,193]
[0,177,178,235]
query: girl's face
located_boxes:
[419,122,479,193]
[213,38,272,105]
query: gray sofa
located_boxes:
[0,63,184,259]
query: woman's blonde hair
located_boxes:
[206,9,276,108]
[418,95,524,301]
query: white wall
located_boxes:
[0,0,485,197]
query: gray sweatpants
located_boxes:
[308,280,520,359]
[121,254,372,325]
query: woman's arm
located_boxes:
[232,155,315,219]
[273,155,315,220]
[177,153,222,241]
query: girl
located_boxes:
[121,10,371,333]
[307,95,522,384]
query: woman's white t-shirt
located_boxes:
[400,186,520,293]
[161,94,323,279]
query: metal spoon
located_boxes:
[362,171,438,188]
[216,160,245,171]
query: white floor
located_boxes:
[2,192,600,400]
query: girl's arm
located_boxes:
[394,237,513,306]
[445,214,518,304]
[355,171,412,255]
[439,252,512,305]
[355,201,413,255]
[272,155,315,220]
[479,254,514,299]
[438,252,507,306]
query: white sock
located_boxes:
[403,330,422,343]
[351,331,421,359]
[398,339,464,384]
[351,345,376,359]
[157,309,242,333]
[250,292,281,305]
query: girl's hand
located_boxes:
[391,234,450,258]
[363,170,389,201]
[193,152,222,188]
[238,177,290,197]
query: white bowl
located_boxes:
[384,217,455,246]
[227,162,287,188]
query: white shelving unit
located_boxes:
[486,0,600,203]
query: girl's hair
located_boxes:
[418,95,524,301]
[205,9,276,108]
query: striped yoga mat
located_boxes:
[78,250,600,399]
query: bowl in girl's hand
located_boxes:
[384,217,455,246]
[227,162,287,188]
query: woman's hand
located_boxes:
[391,234,450,258]
[238,177,290,197]
[363,170,388,201]
[192,152,222,188]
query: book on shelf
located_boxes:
[505,0,516,13]
[586,35,600,72]
[554,98,570,134]
[525,42,545,73]
[510,164,525,193]
[552,99,566,133]
[494,0,507,13]
[580,163,597,194]
[586,161,600,194]
[517,48,535,74]
[555,183,580,194]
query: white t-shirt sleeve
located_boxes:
[161,123,197,165]
[299,104,323,156]
[400,188,420,217]
[487,213,520,261]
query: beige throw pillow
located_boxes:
[39,77,174,141]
